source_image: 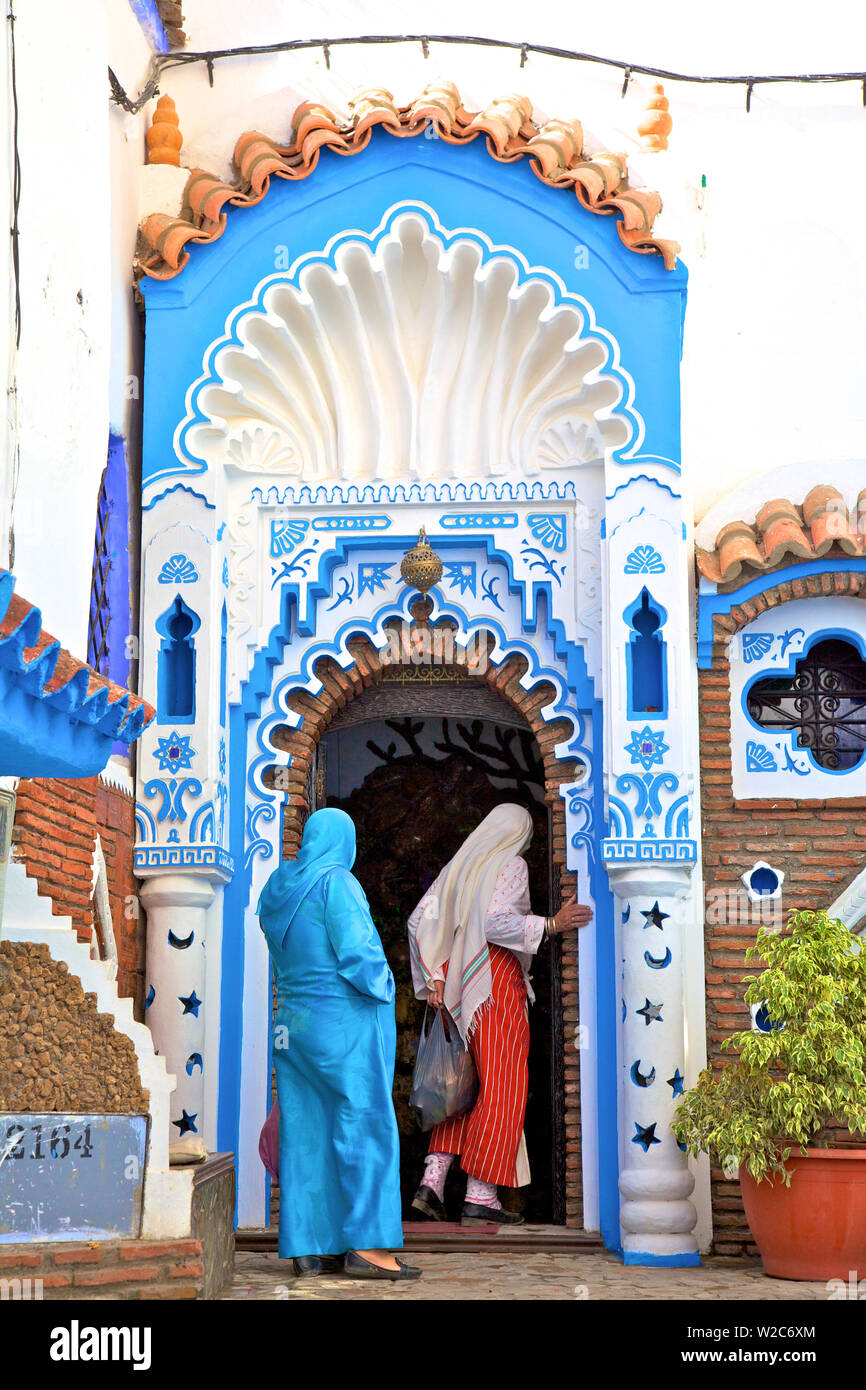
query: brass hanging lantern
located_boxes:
[399,527,443,596]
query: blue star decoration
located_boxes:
[155,732,195,775]
[632,1122,661,1152]
[625,725,669,772]
[641,901,669,931]
[179,990,202,1017]
[172,1109,198,1136]
[667,1069,685,1097]
[442,560,476,596]
[358,562,394,597]
[637,998,663,1026]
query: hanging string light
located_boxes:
[108,34,866,116]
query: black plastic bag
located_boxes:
[409,1005,479,1131]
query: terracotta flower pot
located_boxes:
[740,1148,866,1280]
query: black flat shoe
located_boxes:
[290,1254,344,1276]
[411,1184,447,1222]
[461,1202,525,1227]
[343,1250,422,1281]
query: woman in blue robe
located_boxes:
[257,807,420,1281]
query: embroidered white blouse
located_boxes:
[407,855,547,1001]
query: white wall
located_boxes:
[151,0,866,529]
[0,0,151,656]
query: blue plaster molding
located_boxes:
[134,845,234,874]
[127,0,170,53]
[143,483,216,512]
[252,479,585,506]
[605,474,682,501]
[697,559,866,668]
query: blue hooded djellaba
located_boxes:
[257,807,403,1259]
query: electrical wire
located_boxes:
[6,1,21,570]
[8,2,20,346]
[108,33,866,116]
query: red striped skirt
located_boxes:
[429,943,529,1187]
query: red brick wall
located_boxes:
[11,772,147,1018]
[699,570,866,1254]
[0,1238,204,1300]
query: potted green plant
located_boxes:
[674,907,866,1280]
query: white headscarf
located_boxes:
[411,803,534,1041]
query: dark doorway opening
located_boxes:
[321,681,565,1225]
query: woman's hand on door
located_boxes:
[554,896,593,933]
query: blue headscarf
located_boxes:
[257,807,357,946]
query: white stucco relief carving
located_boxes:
[181,212,628,486]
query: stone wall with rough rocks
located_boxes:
[0,941,148,1112]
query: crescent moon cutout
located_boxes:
[622,905,631,923]
[186,1053,203,1076]
[630,1060,656,1087]
[168,929,195,949]
[644,947,672,969]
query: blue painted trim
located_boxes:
[623,1250,701,1267]
[127,0,170,53]
[217,698,248,1223]
[740,624,866,776]
[143,483,216,512]
[252,479,582,506]
[104,433,132,700]
[590,704,620,1249]
[606,474,682,501]
[697,559,866,668]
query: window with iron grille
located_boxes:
[86,434,131,694]
[87,468,112,674]
[747,637,866,771]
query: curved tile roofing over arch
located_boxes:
[696,485,866,587]
[138,81,679,280]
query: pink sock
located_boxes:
[466,1176,502,1209]
[422,1152,454,1201]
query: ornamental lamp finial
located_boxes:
[399,527,443,596]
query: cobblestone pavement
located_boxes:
[223,1249,831,1300]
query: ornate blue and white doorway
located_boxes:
[135,132,707,1261]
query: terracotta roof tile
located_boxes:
[696,486,866,586]
[138,80,679,280]
[0,570,155,743]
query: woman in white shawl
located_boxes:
[407,802,591,1225]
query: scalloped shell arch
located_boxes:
[184,212,630,483]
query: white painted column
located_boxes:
[609,862,698,1265]
[141,873,216,1157]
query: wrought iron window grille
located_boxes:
[86,469,111,675]
[747,638,866,771]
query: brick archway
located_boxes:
[268,608,585,1226]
